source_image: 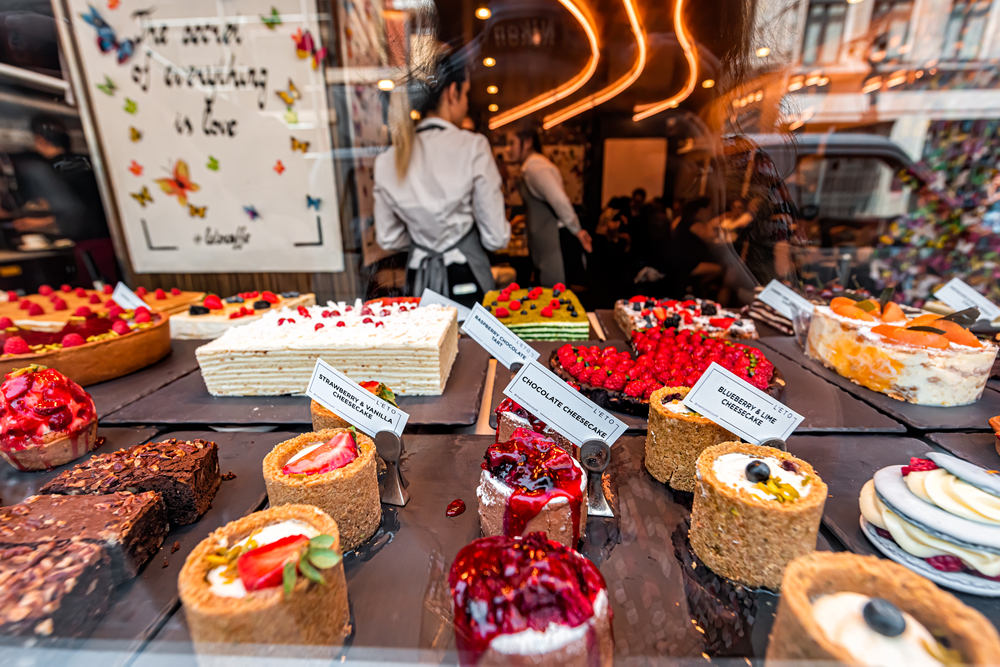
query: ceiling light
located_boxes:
[475,7,491,19]
[631,0,696,121]
[487,85,498,94]
[488,104,499,112]
[702,79,715,88]
[410,110,421,120]
[483,57,496,67]
[756,47,770,58]
[817,77,830,86]
[377,79,395,91]
[755,90,763,100]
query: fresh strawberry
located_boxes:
[282,432,359,476]
[135,286,147,297]
[3,338,29,355]
[27,304,43,316]
[89,294,101,305]
[509,300,522,310]
[103,284,113,295]
[112,321,131,335]
[171,287,182,295]
[61,333,86,348]
[237,534,311,592]
[709,317,736,329]
[38,285,54,296]
[652,307,667,322]
[495,307,510,318]
[108,305,124,318]
[541,306,554,318]
[154,288,166,300]
[135,310,151,323]
[508,282,521,291]
[203,295,224,310]
[901,458,939,476]
[0,365,95,440]
[261,291,279,305]
[53,299,67,311]
[60,284,71,293]
[0,317,11,329]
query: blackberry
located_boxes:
[253,300,271,309]
[188,305,209,315]
[701,303,717,316]
[664,314,681,329]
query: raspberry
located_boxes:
[135,286,147,297]
[497,291,510,302]
[154,288,166,300]
[60,284,71,293]
[901,458,939,476]
[3,337,29,355]
[0,317,11,329]
[53,299,67,311]
[103,284,113,295]
[925,555,965,572]
[605,372,627,391]
[550,299,560,308]
[541,307,553,318]
[553,283,566,292]
[623,380,645,397]
[38,285,53,295]
[74,307,92,317]
[508,282,521,291]
[18,299,30,310]
[495,307,510,318]
[509,300,522,310]
[27,304,43,316]
[112,320,131,335]
[203,295,224,310]
[171,287,181,295]
[568,360,585,377]
[61,333,86,348]
[135,310,151,323]
[89,294,101,304]
[108,305,124,318]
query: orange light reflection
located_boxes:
[632,0,697,121]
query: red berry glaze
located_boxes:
[0,366,95,448]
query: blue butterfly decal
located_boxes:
[243,205,261,220]
[80,5,134,64]
[306,195,321,210]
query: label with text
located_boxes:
[112,282,147,311]
[306,359,408,438]
[504,359,627,446]
[419,288,471,322]
[757,280,815,320]
[683,362,803,444]
[934,278,1000,322]
[462,303,540,369]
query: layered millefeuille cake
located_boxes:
[196,300,458,396]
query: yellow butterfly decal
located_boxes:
[130,126,142,142]
[276,79,301,107]
[131,185,153,207]
[188,204,207,218]
[291,137,309,153]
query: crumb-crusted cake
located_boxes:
[645,386,739,492]
[860,452,1000,595]
[477,427,586,548]
[615,296,757,339]
[807,298,997,406]
[170,291,315,340]
[481,283,588,341]
[311,381,397,431]
[689,442,826,590]
[178,504,349,649]
[449,533,612,666]
[767,552,1000,664]
[196,300,458,396]
[263,429,380,552]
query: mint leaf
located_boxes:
[298,556,325,585]
[282,561,297,598]
[309,534,336,550]
[306,547,342,569]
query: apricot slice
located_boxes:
[907,313,943,328]
[933,320,982,348]
[830,296,858,310]
[880,301,907,323]
[872,324,950,349]
[832,302,876,321]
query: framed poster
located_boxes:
[59,0,344,273]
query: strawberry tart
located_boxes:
[311,381,397,431]
[477,427,586,548]
[263,428,380,552]
[807,297,997,406]
[0,365,98,471]
[449,533,612,666]
[481,283,588,341]
[169,291,315,340]
[179,504,350,649]
[614,296,757,339]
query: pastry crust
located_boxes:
[766,552,1000,664]
[178,504,350,649]
[477,468,587,548]
[689,442,826,590]
[0,420,97,471]
[310,400,351,431]
[645,386,738,491]
[263,429,380,551]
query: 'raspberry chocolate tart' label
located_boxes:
[462,303,540,369]
[306,359,408,438]
[757,279,815,320]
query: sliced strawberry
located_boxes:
[282,432,358,476]
[709,317,736,329]
[237,534,310,592]
[203,295,224,310]
[154,288,166,300]
[89,294,101,305]
[27,304,43,316]
[61,333,86,348]
[262,291,279,304]
[3,337,29,355]
[652,307,667,321]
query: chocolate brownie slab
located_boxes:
[0,541,113,638]
[40,439,221,525]
[0,492,167,581]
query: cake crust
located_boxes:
[0,420,98,471]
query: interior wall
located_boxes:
[600,137,668,207]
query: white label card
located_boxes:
[757,280,815,320]
[683,362,803,444]
[461,303,540,369]
[933,278,1000,322]
[306,359,408,438]
[112,282,147,311]
[419,288,471,322]
[504,359,627,446]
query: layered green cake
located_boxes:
[482,286,589,341]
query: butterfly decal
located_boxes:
[291,29,327,69]
[291,137,309,153]
[128,160,143,176]
[243,205,261,220]
[206,156,219,171]
[129,126,142,142]
[273,160,285,175]
[276,79,301,107]
[80,5,134,64]
[154,160,200,207]
[306,195,321,210]
[188,204,207,218]
[124,98,137,114]
[96,75,116,96]
[131,185,153,207]
[261,7,282,30]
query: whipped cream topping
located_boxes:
[207,520,319,598]
[814,305,990,352]
[286,441,325,465]
[812,592,947,666]
[906,469,1000,525]
[711,452,812,501]
[489,590,608,655]
[198,300,456,350]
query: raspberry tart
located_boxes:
[449,533,612,666]
[477,427,587,548]
[179,504,350,650]
[614,295,757,339]
[170,291,315,340]
[481,283,588,341]
[263,429,380,551]
[0,365,98,471]
[311,381,397,431]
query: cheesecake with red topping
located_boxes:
[169,291,315,340]
[449,533,612,666]
[0,365,97,471]
[494,397,575,455]
[615,295,757,339]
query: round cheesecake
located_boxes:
[263,429,380,551]
[449,533,612,666]
[767,552,1000,664]
[310,381,398,432]
[178,504,350,649]
[477,427,587,548]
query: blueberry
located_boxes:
[521,310,527,315]
[571,312,578,317]
[491,300,498,306]
[702,303,718,316]
[632,302,642,312]
[745,460,770,483]
[188,305,209,316]
[863,599,906,637]
[281,291,300,298]
[553,289,562,297]
[530,304,537,310]
[253,300,270,310]
[224,296,245,304]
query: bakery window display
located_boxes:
[133,286,206,315]
[196,300,458,396]
[645,386,739,492]
[477,427,586,548]
[688,442,826,590]
[494,397,574,454]
[263,429,380,552]
[807,298,997,406]
[860,451,1000,595]
[169,291,315,340]
[312,381,396,431]
[178,504,350,649]
[614,296,757,339]
[449,533,612,666]
[481,283,588,341]
[0,365,98,471]
[766,552,1000,664]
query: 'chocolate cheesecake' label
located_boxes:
[934,278,1000,322]
[683,362,803,444]
[757,280,815,320]
[306,359,408,438]
[112,281,146,311]
[504,359,627,446]
[420,288,471,322]
[462,303,540,369]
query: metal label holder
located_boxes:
[375,431,409,506]
[580,439,613,517]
